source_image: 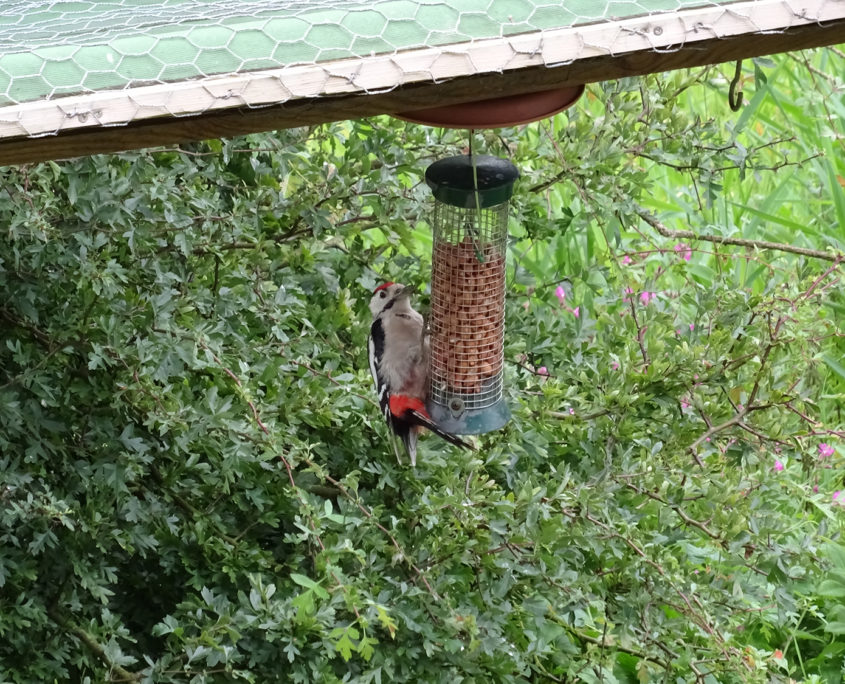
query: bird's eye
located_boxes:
[379,291,386,298]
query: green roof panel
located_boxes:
[0,0,748,106]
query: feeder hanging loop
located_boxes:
[729,60,743,112]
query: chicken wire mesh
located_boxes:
[426,155,518,434]
[0,0,843,141]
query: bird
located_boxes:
[367,282,472,465]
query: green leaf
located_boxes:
[330,627,357,662]
[290,573,329,600]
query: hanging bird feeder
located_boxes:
[397,85,583,435]
[425,154,518,434]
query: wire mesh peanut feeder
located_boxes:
[425,154,519,434]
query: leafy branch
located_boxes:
[46,606,141,682]
[200,342,441,606]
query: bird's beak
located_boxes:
[394,285,412,299]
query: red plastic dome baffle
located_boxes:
[395,85,584,129]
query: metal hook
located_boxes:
[728,60,743,112]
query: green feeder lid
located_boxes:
[425,155,519,209]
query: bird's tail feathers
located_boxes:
[407,408,474,452]
[399,428,419,467]
[389,394,474,454]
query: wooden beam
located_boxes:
[0,17,843,166]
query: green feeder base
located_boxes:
[428,397,511,436]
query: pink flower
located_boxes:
[773,459,784,472]
[522,301,530,310]
[640,291,653,305]
[819,443,835,458]
[689,323,695,331]
[622,255,632,265]
[537,366,549,376]
[813,485,819,493]
[572,306,580,318]
[568,407,575,415]
[611,361,620,370]
[624,287,633,295]
[681,400,690,410]
[555,285,566,304]
[834,491,841,502]
[674,243,692,261]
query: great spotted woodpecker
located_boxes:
[368,282,471,465]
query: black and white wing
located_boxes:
[368,318,405,463]
[368,318,389,418]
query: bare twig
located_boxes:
[737,421,793,448]
[510,357,555,377]
[546,614,670,669]
[545,409,611,421]
[621,481,720,540]
[628,295,650,368]
[637,210,844,262]
[304,463,441,601]
[198,341,270,434]
[689,312,788,458]
[688,413,742,454]
[282,353,378,409]
[579,510,665,576]
[801,255,845,300]
[637,152,822,174]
